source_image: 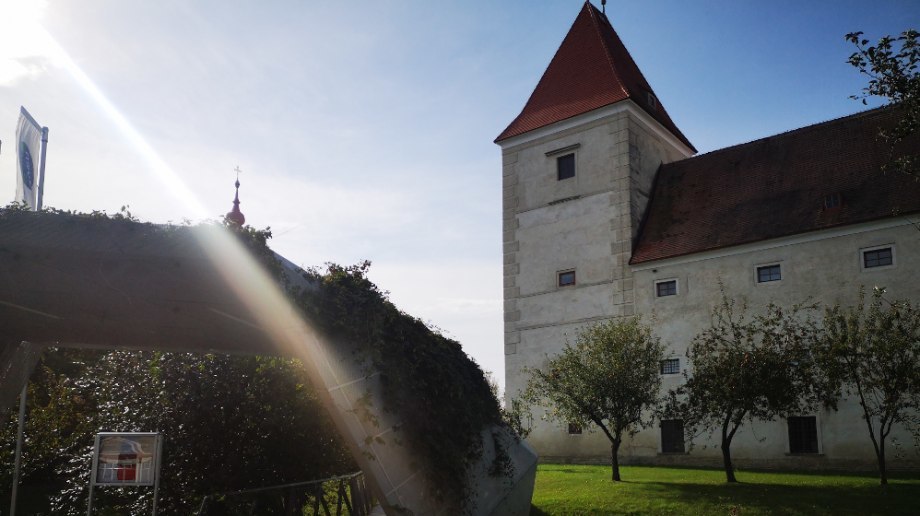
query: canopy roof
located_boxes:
[0,212,279,353]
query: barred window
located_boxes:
[757,264,782,283]
[656,280,677,297]
[567,423,582,435]
[660,358,680,375]
[863,247,893,268]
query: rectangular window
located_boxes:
[863,247,893,268]
[557,270,576,287]
[788,416,819,454]
[656,280,677,297]
[567,423,582,435]
[756,264,782,283]
[661,420,685,453]
[660,358,680,375]
[557,153,575,180]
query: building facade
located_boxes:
[498,1,920,469]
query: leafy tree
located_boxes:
[818,288,920,485]
[3,350,354,514]
[524,318,664,481]
[846,29,919,178]
[668,293,821,483]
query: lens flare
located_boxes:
[24,15,430,512]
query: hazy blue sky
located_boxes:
[1,0,916,393]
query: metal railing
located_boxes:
[195,471,375,516]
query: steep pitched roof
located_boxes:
[631,106,920,264]
[495,1,694,150]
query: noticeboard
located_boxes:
[90,432,163,487]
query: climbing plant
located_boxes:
[1,206,512,514]
[290,261,508,512]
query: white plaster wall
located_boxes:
[501,103,689,462]
[626,220,920,467]
[500,99,920,471]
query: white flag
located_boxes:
[15,106,43,209]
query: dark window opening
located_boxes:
[656,280,677,297]
[557,153,575,181]
[863,247,893,268]
[568,423,582,435]
[558,270,576,287]
[661,420,685,453]
[788,416,819,454]
[757,264,782,283]
[660,358,680,375]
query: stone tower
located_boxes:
[495,1,695,456]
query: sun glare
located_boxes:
[0,0,207,218]
[0,0,53,85]
[3,6,401,506]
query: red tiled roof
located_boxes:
[495,1,694,151]
[631,106,920,264]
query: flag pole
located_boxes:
[11,124,46,515]
[36,127,48,210]
[10,384,27,516]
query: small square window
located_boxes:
[757,264,782,283]
[567,423,582,435]
[557,153,575,181]
[824,193,842,209]
[661,419,685,453]
[863,247,893,268]
[558,270,576,287]
[788,416,818,454]
[656,280,677,297]
[660,358,680,375]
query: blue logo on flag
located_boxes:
[19,142,35,189]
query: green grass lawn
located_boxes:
[531,464,920,515]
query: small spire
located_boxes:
[226,166,246,226]
[601,0,606,14]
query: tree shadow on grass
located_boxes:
[638,481,920,515]
[550,467,590,475]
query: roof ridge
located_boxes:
[495,1,694,150]
[493,3,593,144]
[665,105,895,166]
[585,2,629,100]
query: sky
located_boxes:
[0,0,917,395]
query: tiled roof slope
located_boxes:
[631,106,920,264]
[495,1,694,151]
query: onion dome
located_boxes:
[226,177,245,226]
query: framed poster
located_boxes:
[90,432,162,487]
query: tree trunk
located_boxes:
[877,438,888,485]
[611,438,622,482]
[721,436,737,483]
